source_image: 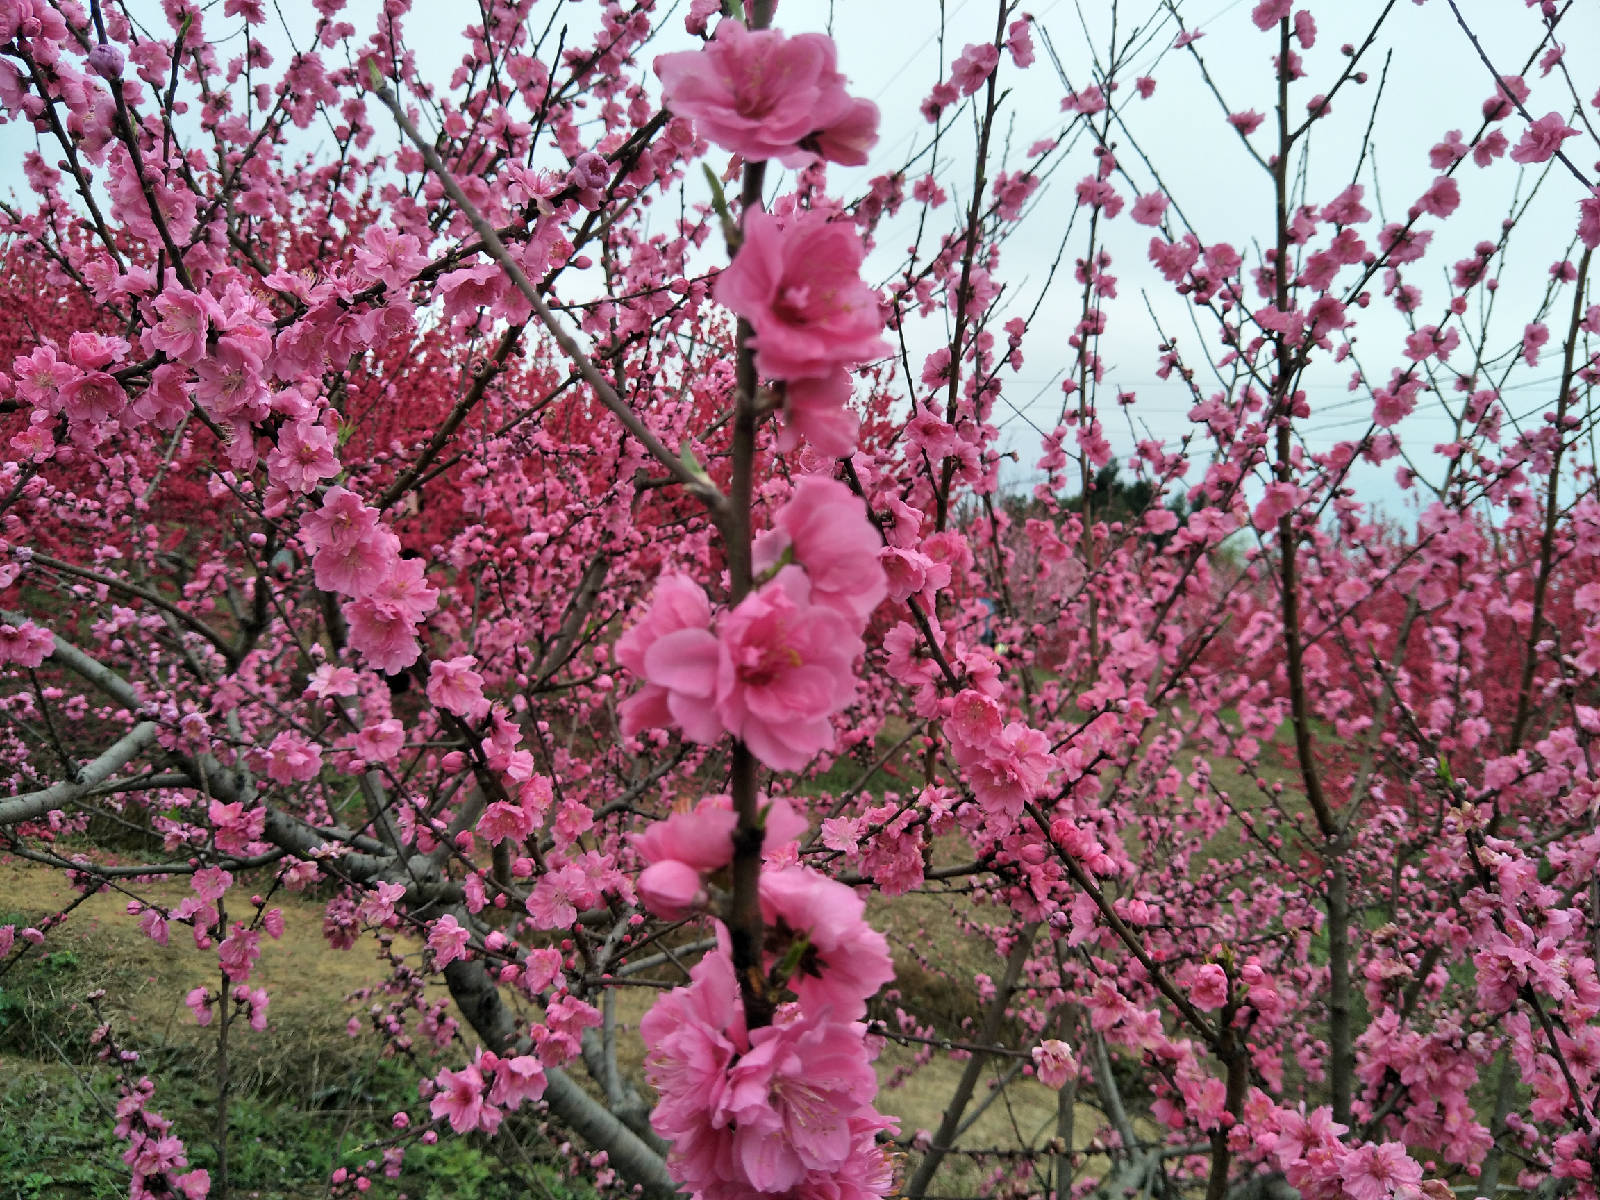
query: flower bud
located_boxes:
[88,44,125,79]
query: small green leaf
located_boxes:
[365,58,384,92]
[678,440,712,485]
[771,934,810,987]
[755,544,794,586]
[701,163,730,222]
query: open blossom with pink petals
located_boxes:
[0,620,55,668]
[301,487,402,599]
[636,797,739,872]
[350,717,404,763]
[60,371,127,425]
[641,954,744,1183]
[1032,1039,1078,1089]
[778,369,860,456]
[430,1062,500,1135]
[951,42,999,96]
[760,866,894,1019]
[368,555,438,621]
[146,289,215,364]
[540,993,603,1066]
[617,573,716,739]
[477,796,538,845]
[635,795,810,918]
[193,340,269,423]
[715,209,889,383]
[881,545,951,606]
[525,863,600,930]
[637,794,808,872]
[654,21,878,167]
[754,475,887,631]
[428,655,491,720]
[265,420,339,493]
[1191,962,1230,1010]
[1580,189,1600,250]
[1510,112,1579,165]
[299,487,376,553]
[723,1009,881,1191]
[360,881,406,927]
[218,923,260,982]
[1341,1141,1423,1200]
[641,570,862,771]
[315,531,399,598]
[304,664,360,698]
[637,859,708,920]
[488,1054,547,1110]
[641,951,894,1200]
[263,730,321,783]
[948,700,1055,818]
[208,799,264,856]
[428,913,471,967]
[343,596,423,673]
[185,986,213,1026]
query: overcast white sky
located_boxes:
[5,0,1596,521]
[780,0,1600,517]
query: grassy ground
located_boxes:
[0,861,593,1199]
[0,847,1114,1198]
[1,700,1137,1198]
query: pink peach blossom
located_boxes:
[0,620,55,668]
[430,1063,499,1135]
[428,656,491,721]
[1191,962,1230,1010]
[428,914,471,967]
[617,573,716,739]
[714,209,889,383]
[637,859,706,919]
[1032,1039,1078,1088]
[644,572,863,771]
[488,1054,547,1110]
[654,22,876,167]
[723,1009,880,1190]
[759,865,894,1019]
[779,370,860,456]
[754,475,886,630]
[263,731,322,784]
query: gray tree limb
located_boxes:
[0,720,159,826]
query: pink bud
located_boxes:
[637,859,705,920]
[88,44,125,78]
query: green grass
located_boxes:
[0,908,595,1200]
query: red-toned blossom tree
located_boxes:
[3,0,1600,1198]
